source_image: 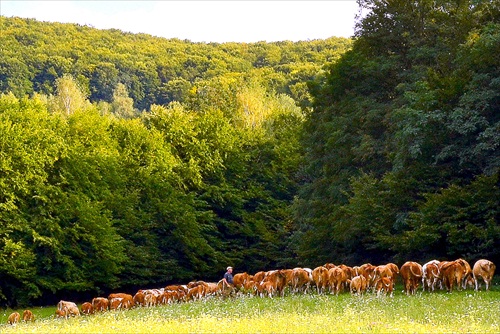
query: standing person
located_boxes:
[223,266,234,285]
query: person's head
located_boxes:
[227,266,233,273]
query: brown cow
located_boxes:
[349,275,367,295]
[328,266,347,295]
[386,263,400,277]
[186,284,206,302]
[253,271,266,284]
[233,272,251,291]
[165,284,185,292]
[109,297,124,310]
[164,285,188,302]
[92,297,109,312]
[338,264,355,290]
[55,309,67,318]
[258,281,276,298]
[243,280,258,295]
[338,264,356,280]
[324,263,336,270]
[372,264,396,285]
[282,269,294,290]
[422,260,440,292]
[7,312,20,325]
[144,293,158,306]
[456,258,472,290]
[108,293,134,309]
[290,268,312,294]
[81,302,94,315]
[312,266,330,294]
[267,270,288,297]
[22,309,35,322]
[400,261,423,295]
[473,259,496,291]
[204,282,220,297]
[440,260,467,292]
[133,291,145,307]
[358,263,376,282]
[158,290,176,304]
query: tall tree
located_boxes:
[111,83,136,119]
[50,74,89,115]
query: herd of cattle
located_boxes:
[6,258,496,325]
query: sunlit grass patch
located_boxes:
[1,289,499,333]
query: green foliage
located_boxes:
[296,0,500,265]
[0,48,307,304]
[49,74,90,115]
[401,174,500,261]
[111,83,136,119]
[0,16,352,110]
[0,16,351,306]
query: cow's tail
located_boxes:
[409,264,422,278]
[480,261,491,272]
[431,266,440,279]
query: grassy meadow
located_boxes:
[1,286,499,333]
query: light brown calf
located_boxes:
[81,302,94,315]
[349,275,367,295]
[473,259,496,291]
[374,276,394,297]
[22,309,35,322]
[7,312,20,325]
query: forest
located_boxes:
[0,0,499,307]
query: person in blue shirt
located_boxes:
[223,266,234,285]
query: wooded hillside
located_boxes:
[0,15,350,307]
[1,0,499,307]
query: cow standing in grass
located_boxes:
[57,300,80,318]
[400,261,422,295]
[81,302,94,315]
[473,259,496,291]
[7,312,20,325]
[22,309,35,322]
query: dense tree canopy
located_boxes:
[295,0,499,266]
[0,16,351,111]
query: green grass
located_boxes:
[1,288,499,333]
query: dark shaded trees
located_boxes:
[295,0,500,266]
